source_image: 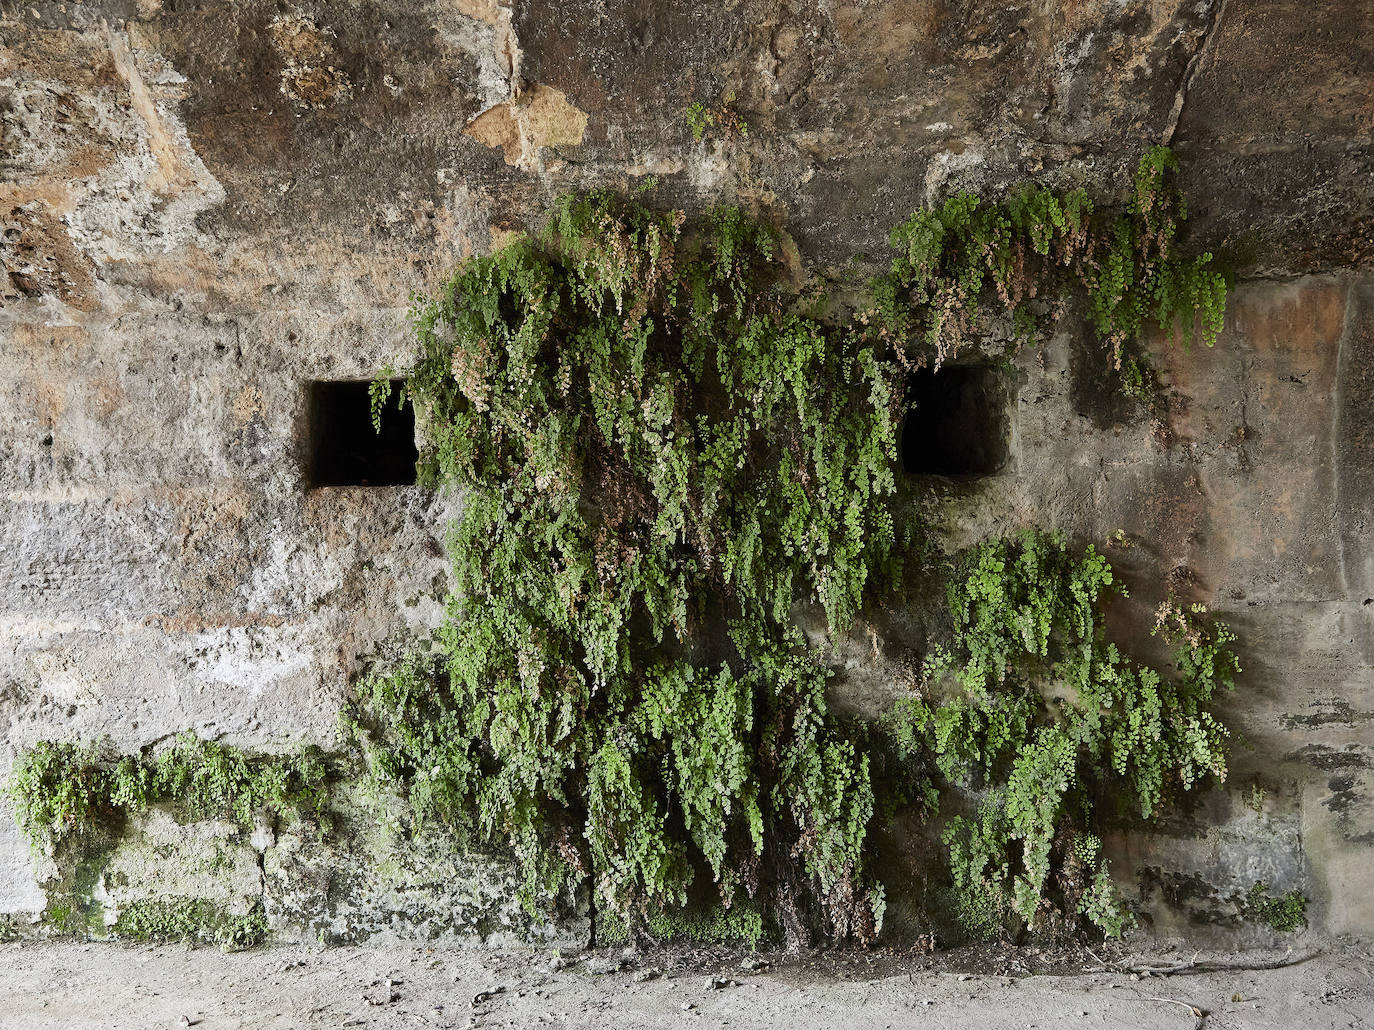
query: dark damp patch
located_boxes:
[1280,698,1374,731]
[1136,866,1238,927]
[1284,743,1370,771]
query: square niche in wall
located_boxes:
[901,364,1011,477]
[306,379,418,487]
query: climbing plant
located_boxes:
[351,148,1235,943]
[892,532,1240,938]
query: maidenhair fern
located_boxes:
[8,734,330,851]
[893,531,1240,938]
[353,149,1233,945]
[876,145,1228,371]
[4,149,1234,947]
[352,191,897,941]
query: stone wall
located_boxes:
[1,0,1371,942]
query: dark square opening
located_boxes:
[901,364,1010,476]
[307,380,418,487]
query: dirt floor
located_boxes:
[2,936,1370,1030]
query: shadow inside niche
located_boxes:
[307,379,418,488]
[901,363,1011,476]
[1069,323,1143,431]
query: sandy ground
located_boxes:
[1,936,1370,1030]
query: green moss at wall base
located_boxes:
[113,897,269,950]
[1244,881,1307,932]
[596,902,768,948]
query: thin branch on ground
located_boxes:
[1082,948,1321,977]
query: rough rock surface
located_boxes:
[1,0,1372,943]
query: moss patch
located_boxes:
[114,897,269,950]
[1244,881,1307,932]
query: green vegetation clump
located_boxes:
[875,146,1228,374]
[1244,881,1306,932]
[891,531,1240,938]
[7,733,330,853]
[598,902,767,948]
[685,92,748,142]
[352,193,899,943]
[352,149,1233,945]
[113,896,269,949]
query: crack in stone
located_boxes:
[1162,0,1231,146]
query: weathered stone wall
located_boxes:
[1,1,1370,942]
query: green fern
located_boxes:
[880,145,1229,379]
[894,531,1240,938]
[7,735,330,854]
[356,153,1232,944]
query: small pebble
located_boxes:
[472,985,506,1006]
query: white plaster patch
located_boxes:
[628,153,688,177]
[0,818,49,916]
[0,615,104,640]
[241,528,330,612]
[687,142,732,197]
[178,625,318,700]
[25,649,102,709]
